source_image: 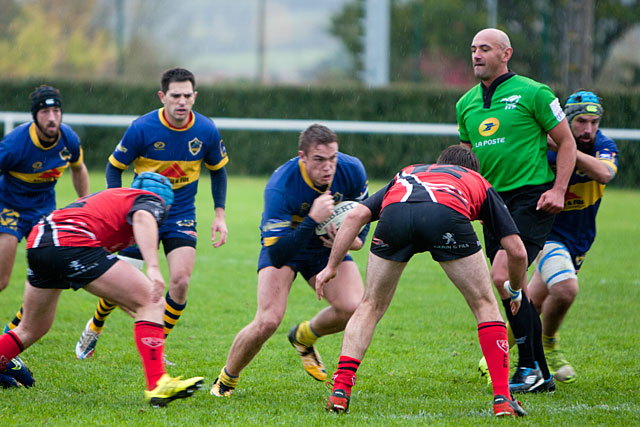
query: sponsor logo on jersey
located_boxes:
[32,161,43,170]
[160,163,188,185]
[550,98,566,122]
[176,219,195,227]
[262,219,291,232]
[478,118,500,136]
[372,237,389,248]
[188,137,203,155]
[59,147,71,162]
[220,140,227,157]
[442,232,456,245]
[154,141,166,150]
[116,143,128,153]
[500,95,521,110]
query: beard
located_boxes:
[576,136,595,154]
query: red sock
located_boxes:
[331,355,361,396]
[478,321,510,398]
[0,331,24,371]
[134,321,166,390]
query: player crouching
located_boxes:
[0,172,203,406]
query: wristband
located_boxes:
[504,280,522,303]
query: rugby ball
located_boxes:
[315,201,359,236]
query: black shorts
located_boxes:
[370,202,482,263]
[27,246,119,290]
[483,183,555,265]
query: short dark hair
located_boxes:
[161,68,195,93]
[436,145,480,172]
[298,124,338,154]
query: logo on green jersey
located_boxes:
[478,118,500,137]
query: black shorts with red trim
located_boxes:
[483,183,555,265]
[370,202,482,263]
[27,246,119,290]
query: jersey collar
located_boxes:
[298,158,330,193]
[29,122,60,150]
[480,71,516,108]
[158,108,195,131]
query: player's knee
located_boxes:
[253,316,281,339]
[550,280,578,306]
[168,274,190,302]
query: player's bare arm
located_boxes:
[575,150,614,184]
[70,161,90,197]
[319,223,363,250]
[538,120,576,213]
[315,204,371,300]
[211,207,228,248]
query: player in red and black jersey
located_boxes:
[0,173,204,407]
[316,146,529,418]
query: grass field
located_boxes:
[1,172,639,426]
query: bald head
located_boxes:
[474,28,511,50]
[470,28,513,86]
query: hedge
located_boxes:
[1,80,637,187]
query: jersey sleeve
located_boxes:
[0,137,17,173]
[534,84,566,132]
[362,180,393,222]
[61,125,84,166]
[126,193,168,226]
[260,188,294,247]
[204,124,229,171]
[456,99,471,143]
[478,187,520,240]
[108,123,141,170]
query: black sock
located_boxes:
[502,296,535,368]
[530,302,551,379]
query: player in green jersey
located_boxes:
[456,28,576,394]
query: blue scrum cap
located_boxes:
[564,90,602,125]
[131,172,174,206]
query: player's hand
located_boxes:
[211,215,228,248]
[536,187,565,213]
[309,193,335,224]
[319,223,337,248]
[146,266,166,303]
[504,281,522,315]
[314,266,336,300]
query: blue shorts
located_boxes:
[257,245,353,282]
[0,202,50,241]
[119,212,197,258]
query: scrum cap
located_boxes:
[131,172,174,206]
[30,85,62,120]
[564,90,602,125]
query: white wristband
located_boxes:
[504,280,522,303]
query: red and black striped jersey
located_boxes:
[27,188,167,253]
[364,164,518,240]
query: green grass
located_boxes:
[1,172,639,426]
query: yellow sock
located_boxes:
[542,334,557,352]
[295,320,319,347]
[218,367,239,388]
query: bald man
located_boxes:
[456,28,576,394]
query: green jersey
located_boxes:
[456,73,565,192]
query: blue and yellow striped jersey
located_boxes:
[108,108,228,218]
[0,122,83,212]
[260,152,368,249]
[547,130,618,255]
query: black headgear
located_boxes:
[30,85,62,121]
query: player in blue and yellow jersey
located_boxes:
[74,68,229,361]
[0,85,89,387]
[528,91,618,384]
[210,124,369,397]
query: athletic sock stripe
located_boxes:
[164,311,182,321]
[7,331,24,351]
[135,321,163,330]
[338,366,358,373]
[478,321,506,331]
